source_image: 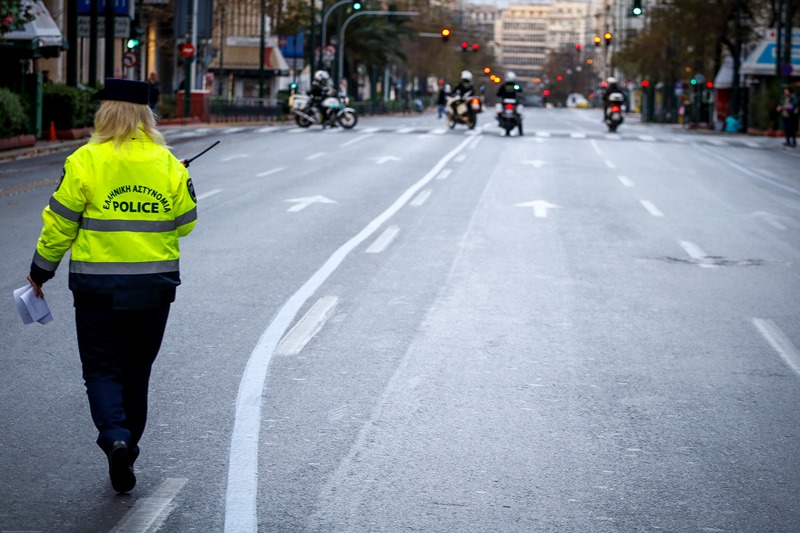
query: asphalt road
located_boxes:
[1,108,799,533]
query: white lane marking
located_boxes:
[639,135,656,142]
[109,478,187,533]
[536,131,551,138]
[454,154,467,163]
[285,195,336,212]
[288,128,309,134]
[570,132,587,139]
[605,159,616,169]
[707,139,727,146]
[515,200,560,218]
[618,175,634,187]
[375,156,400,164]
[693,144,800,196]
[276,296,339,356]
[365,225,400,254]
[397,127,414,134]
[410,189,432,207]
[640,199,664,217]
[523,160,546,168]
[221,154,250,162]
[340,133,373,147]
[197,189,222,201]
[435,169,452,180]
[590,140,603,155]
[604,134,621,140]
[361,127,380,133]
[679,240,717,268]
[256,126,280,133]
[224,127,246,134]
[223,135,475,533]
[469,136,484,150]
[256,167,286,178]
[753,318,800,377]
[430,128,447,135]
[750,211,788,230]
[743,141,761,148]
[306,152,326,160]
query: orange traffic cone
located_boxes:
[48,121,56,141]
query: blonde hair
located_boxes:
[90,100,166,150]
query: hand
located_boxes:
[26,275,44,298]
[181,159,190,168]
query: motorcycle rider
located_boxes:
[450,70,475,118]
[602,77,627,120]
[310,70,335,126]
[496,71,524,136]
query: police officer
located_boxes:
[26,78,197,493]
[496,71,524,136]
[450,70,475,118]
[602,77,626,119]
[310,70,335,127]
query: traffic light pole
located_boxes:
[321,0,353,56]
[337,11,419,85]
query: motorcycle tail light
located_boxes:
[611,105,621,113]
[471,98,480,105]
[504,104,515,110]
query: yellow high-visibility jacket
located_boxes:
[31,130,197,309]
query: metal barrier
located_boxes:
[208,97,288,122]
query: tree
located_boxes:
[0,0,34,37]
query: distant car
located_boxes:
[566,93,590,109]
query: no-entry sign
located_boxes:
[180,43,195,57]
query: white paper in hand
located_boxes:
[13,285,53,325]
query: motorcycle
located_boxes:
[604,93,625,133]
[496,98,523,136]
[291,92,358,129]
[445,94,483,130]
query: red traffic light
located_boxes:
[461,41,468,51]
[471,43,479,52]
[556,75,563,81]
[543,89,551,96]
[641,80,649,88]
[575,43,582,51]
[601,81,608,88]
[706,81,714,88]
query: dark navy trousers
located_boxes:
[75,305,170,460]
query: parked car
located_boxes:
[566,93,590,109]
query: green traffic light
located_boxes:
[126,38,140,49]
[690,79,697,85]
[632,7,642,15]
[514,84,520,90]
[352,1,362,9]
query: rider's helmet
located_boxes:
[606,76,618,85]
[505,72,517,82]
[314,70,330,83]
[461,70,473,82]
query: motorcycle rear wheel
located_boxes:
[295,114,312,128]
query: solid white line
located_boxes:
[365,225,400,254]
[618,175,634,187]
[276,296,339,356]
[590,139,603,155]
[605,159,616,169]
[221,154,250,162]
[435,169,452,180]
[256,167,286,178]
[753,318,800,377]
[679,240,716,268]
[640,199,664,217]
[306,152,326,160]
[340,133,373,147]
[109,478,187,533]
[223,135,475,533]
[410,189,432,207]
[224,127,246,134]
[197,189,222,201]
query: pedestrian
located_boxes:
[26,78,197,494]
[437,84,448,119]
[147,71,160,113]
[777,85,798,148]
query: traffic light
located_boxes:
[631,0,643,16]
[352,0,362,10]
[604,32,612,47]
[441,28,450,42]
[484,67,491,74]
[706,81,714,89]
[575,43,582,52]
[690,78,698,85]
[126,27,144,49]
[471,43,479,52]
[594,36,601,48]
[641,79,649,88]
[461,41,469,52]
[543,89,551,96]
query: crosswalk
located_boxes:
[163,124,773,150]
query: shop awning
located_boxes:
[741,31,800,77]
[208,41,290,74]
[713,56,733,89]
[0,0,68,59]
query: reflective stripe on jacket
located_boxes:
[32,130,197,308]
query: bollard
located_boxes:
[49,121,56,141]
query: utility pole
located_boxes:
[783,0,795,84]
[66,0,77,86]
[89,0,98,85]
[104,0,115,78]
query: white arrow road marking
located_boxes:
[285,195,337,212]
[679,240,717,268]
[523,160,546,168]
[618,175,634,187]
[365,225,400,254]
[221,154,250,162]
[375,156,401,164]
[276,296,339,356]
[109,478,187,533]
[516,200,560,218]
[749,211,788,230]
[257,167,286,178]
[306,152,326,160]
[640,199,664,217]
[753,318,800,377]
[197,188,222,201]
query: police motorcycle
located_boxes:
[496,98,523,136]
[291,91,358,129]
[445,70,483,130]
[604,93,625,133]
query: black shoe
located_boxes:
[108,441,136,493]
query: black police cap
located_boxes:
[94,78,150,105]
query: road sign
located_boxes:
[122,52,137,68]
[77,0,129,16]
[77,16,130,38]
[781,62,794,76]
[180,43,195,58]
